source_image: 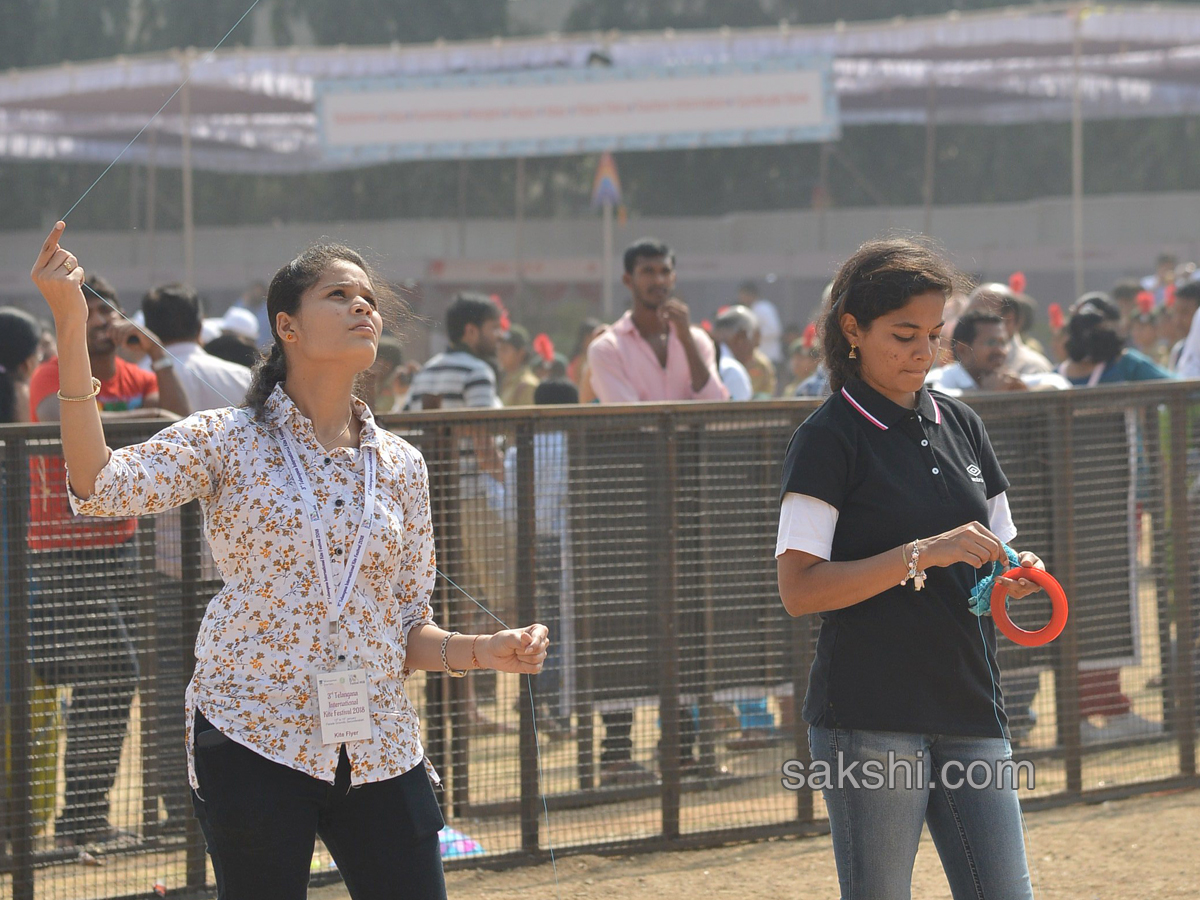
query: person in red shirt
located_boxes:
[28,273,189,848]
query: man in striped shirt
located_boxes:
[405,293,502,412]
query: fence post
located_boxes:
[1051,394,1083,795]
[424,425,455,809]
[568,422,595,790]
[180,498,208,887]
[659,413,681,839]
[4,436,35,900]
[515,420,540,853]
[1169,393,1196,777]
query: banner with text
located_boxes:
[316,59,838,163]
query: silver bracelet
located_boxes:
[440,631,468,677]
[900,541,927,591]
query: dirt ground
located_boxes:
[309,787,1200,900]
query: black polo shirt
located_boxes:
[780,376,1011,739]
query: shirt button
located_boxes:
[932,467,940,475]
[334,547,344,556]
[323,457,332,466]
[334,498,344,508]
[921,440,929,447]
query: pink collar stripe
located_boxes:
[841,387,889,430]
[930,395,942,424]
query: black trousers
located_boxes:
[191,714,447,900]
[30,545,139,840]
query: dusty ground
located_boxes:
[308,787,1200,900]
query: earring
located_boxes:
[848,345,858,360]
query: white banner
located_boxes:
[316,60,837,162]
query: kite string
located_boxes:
[432,568,562,899]
[59,0,265,221]
[53,0,562,887]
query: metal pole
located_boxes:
[146,127,158,284]
[602,201,614,321]
[922,80,938,238]
[815,143,831,252]
[1071,9,1085,297]
[515,422,540,853]
[1169,394,1196,776]
[457,160,468,258]
[4,437,34,900]
[659,414,681,839]
[181,53,195,290]
[514,157,526,306]
[1052,395,1083,794]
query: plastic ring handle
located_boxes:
[989,567,1069,647]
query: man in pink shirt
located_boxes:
[588,238,729,404]
[586,239,727,786]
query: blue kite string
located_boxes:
[972,563,1041,895]
[60,0,264,221]
[967,542,1021,617]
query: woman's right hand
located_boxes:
[30,221,87,325]
[917,521,1006,569]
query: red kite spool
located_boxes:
[990,568,1069,647]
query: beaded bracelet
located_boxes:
[440,631,468,677]
[899,541,927,591]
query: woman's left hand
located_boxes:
[995,551,1045,601]
[479,624,550,674]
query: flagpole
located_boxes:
[602,200,614,321]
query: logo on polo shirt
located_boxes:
[966,464,985,485]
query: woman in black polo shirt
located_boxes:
[777,239,1042,900]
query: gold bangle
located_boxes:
[471,634,484,670]
[57,377,102,403]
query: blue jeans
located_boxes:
[809,725,1034,900]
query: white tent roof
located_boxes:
[5,3,1200,172]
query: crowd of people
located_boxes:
[0,230,1193,874]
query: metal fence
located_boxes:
[0,382,1197,898]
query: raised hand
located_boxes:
[30,221,86,325]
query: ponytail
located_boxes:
[245,342,288,420]
[0,306,41,424]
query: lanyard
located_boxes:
[1058,360,1106,387]
[277,428,376,634]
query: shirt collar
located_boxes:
[163,341,202,361]
[612,311,638,335]
[263,382,382,451]
[840,376,942,431]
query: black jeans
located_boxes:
[191,714,447,900]
[30,545,139,840]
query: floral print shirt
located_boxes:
[69,384,437,788]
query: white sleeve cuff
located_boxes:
[776,493,839,560]
[987,491,1019,544]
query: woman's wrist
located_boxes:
[447,633,491,672]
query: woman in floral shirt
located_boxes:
[31,221,549,900]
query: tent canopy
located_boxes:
[6,3,1200,173]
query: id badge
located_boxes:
[314,669,373,745]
